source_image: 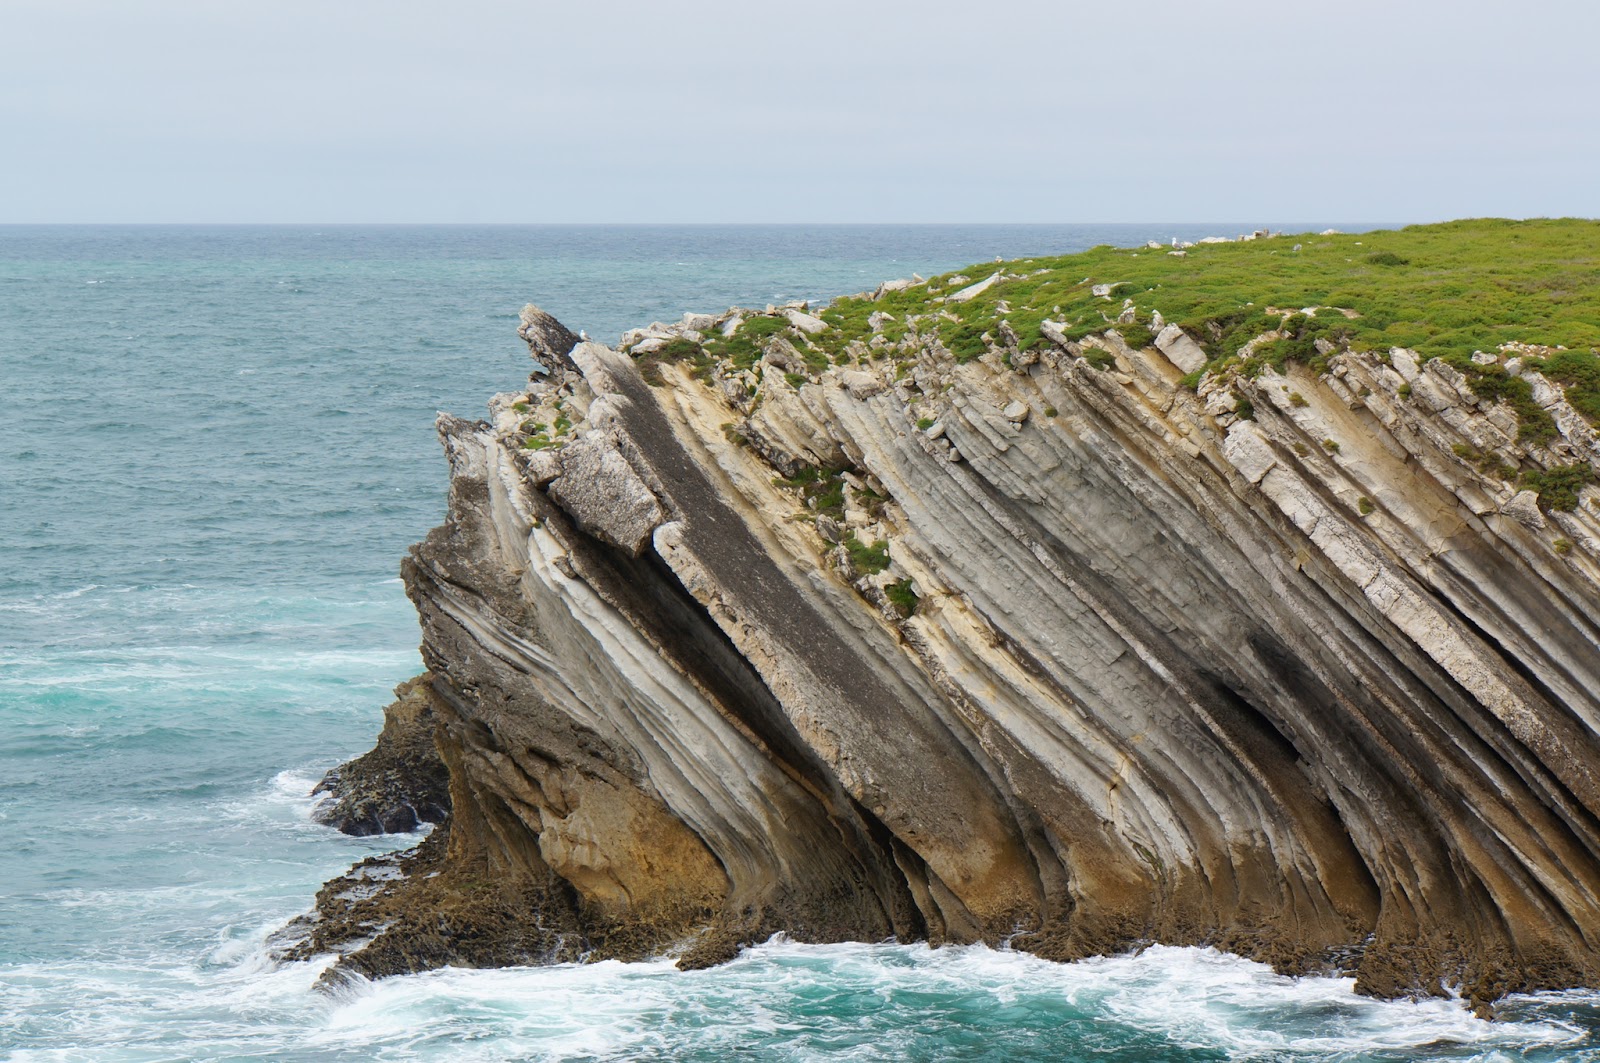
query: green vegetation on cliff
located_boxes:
[836,217,1600,368]
[631,219,1600,444]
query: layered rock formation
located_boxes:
[295,287,1600,1009]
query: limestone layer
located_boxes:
[298,301,1600,1007]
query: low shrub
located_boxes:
[846,535,891,574]
[1521,464,1594,511]
[885,579,919,616]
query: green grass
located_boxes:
[885,579,919,615]
[1118,322,1156,350]
[1529,349,1600,422]
[782,220,1600,435]
[635,337,710,386]
[776,465,847,520]
[845,535,891,574]
[699,315,796,371]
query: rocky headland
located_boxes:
[290,220,1600,1011]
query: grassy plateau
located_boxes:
[647,219,1600,446]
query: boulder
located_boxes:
[522,449,563,486]
[546,433,667,555]
[839,370,886,400]
[1155,324,1208,374]
[947,273,1001,303]
[784,308,829,334]
[1040,321,1073,349]
[1502,490,1547,530]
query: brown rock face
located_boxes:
[311,676,450,836]
[293,305,1600,1009]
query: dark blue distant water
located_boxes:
[5,224,1598,1061]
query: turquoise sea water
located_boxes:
[4,223,1599,1062]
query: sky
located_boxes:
[2,0,1596,223]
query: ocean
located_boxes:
[4,223,1598,1061]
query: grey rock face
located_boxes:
[306,301,1600,1009]
[518,304,581,374]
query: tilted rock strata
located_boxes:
[303,301,1600,1008]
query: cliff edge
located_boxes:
[290,221,1600,1010]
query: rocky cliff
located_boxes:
[293,229,1600,1010]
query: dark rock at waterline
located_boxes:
[276,823,590,985]
[311,675,450,836]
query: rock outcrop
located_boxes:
[311,676,450,836]
[293,292,1600,1010]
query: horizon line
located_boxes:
[0,219,1424,228]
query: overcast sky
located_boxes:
[3,0,1595,223]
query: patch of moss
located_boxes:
[775,464,848,520]
[1082,347,1116,370]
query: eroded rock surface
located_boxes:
[311,676,450,836]
[294,300,1600,1009]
